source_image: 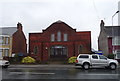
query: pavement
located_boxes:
[9,64,77,68]
[9,64,120,68]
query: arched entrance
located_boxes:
[50,45,67,58]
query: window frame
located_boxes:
[0,36,4,44]
[33,46,39,54]
[57,31,61,42]
[63,34,68,41]
[79,55,89,59]
[92,55,98,59]
[4,49,9,57]
[99,55,107,60]
[51,34,55,42]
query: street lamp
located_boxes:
[112,11,119,26]
[112,10,119,59]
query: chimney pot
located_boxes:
[17,22,22,30]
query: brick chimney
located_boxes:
[100,20,105,31]
[17,22,22,31]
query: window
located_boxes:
[51,34,55,42]
[112,36,120,45]
[79,55,89,58]
[0,49,3,57]
[4,49,9,57]
[50,45,67,56]
[64,34,68,41]
[99,55,107,60]
[0,36,4,44]
[33,46,38,54]
[57,31,61,41]
[92,55,98,59]
[115,50,120,59]
[79,45,83,53]
[5,37,9,44]
[117,53,120,59]
[0,36,9,45]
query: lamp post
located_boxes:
[112,11,119,59]
[112,11,119,26]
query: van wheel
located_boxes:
[109,63,116,70]
[83,63,90,70]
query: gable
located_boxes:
[42,21,76,34]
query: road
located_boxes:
[1,64,120,81]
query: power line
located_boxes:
[103,0,119,21]
[92,0,101,20]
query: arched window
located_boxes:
[33,46,39,54]
[64,34,68,41]
[51,34,55,42]
[57,31,61,41]
[79,45,83,53]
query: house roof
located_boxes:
[104,26,120,37]
[43,20,76,33]
[0,27,17,36]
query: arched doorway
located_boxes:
[50,45,67,58]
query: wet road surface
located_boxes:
[2,65,120,81]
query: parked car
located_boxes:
[0,59,10,68]
[75,54,119,70]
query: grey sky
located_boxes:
[0,0,120,50]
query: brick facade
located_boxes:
[29,21,91,62]
[12,23,27,55]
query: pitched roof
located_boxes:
[43,20,76,33]
[0,27,17,36]
[104,26,120,37]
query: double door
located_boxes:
[50,45,67,58]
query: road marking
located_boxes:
[78,74,119,76]
[10,72,55,75]
[30,73,55,75]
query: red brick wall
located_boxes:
[29,21,91,62]
[12,24,27,55]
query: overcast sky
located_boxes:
[0,0,120,50]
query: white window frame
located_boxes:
[115,50,120,59]
[112,36,120,45]
[4,49,9,57]
[5,37,9,44]
[0,36,4,44]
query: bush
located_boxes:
[21,56,36,64]
[9,54,23,63]
[107,54,114,59]
[68,56,77,63]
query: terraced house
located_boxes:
[98,20,120,60]
[0,23,27,59]
[29,20,92,63]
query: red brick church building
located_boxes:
[29,20,91,62]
